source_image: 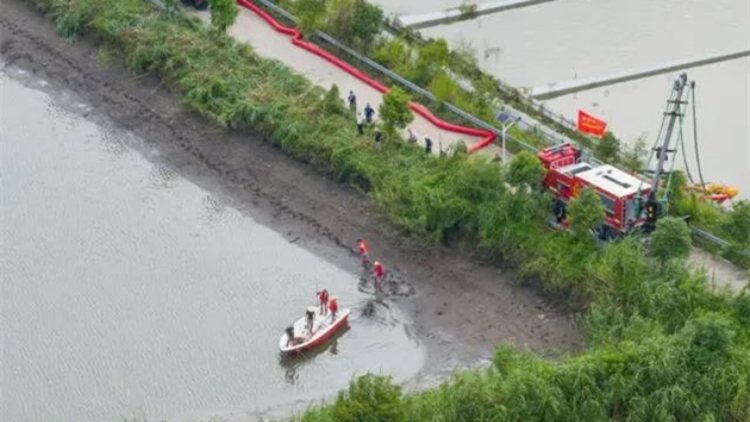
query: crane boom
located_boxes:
[643,73,690,233]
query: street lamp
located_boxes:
[495,110,522,164]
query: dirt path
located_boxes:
[0,0,580,411]
[187,7,502,157]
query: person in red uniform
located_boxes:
[373,261,385,291]
[318,289,329,315]
[328,295,338,320]
[357,238,370,266]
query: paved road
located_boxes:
[190,9,501,158]
[689,248,748,293]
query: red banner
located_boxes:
[577,110,607,138]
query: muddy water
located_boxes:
[0,69,424,422]
[373,0,750,199]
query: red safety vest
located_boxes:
[374,264,384,277]
[358,241,369,254]
[329,298,338,313]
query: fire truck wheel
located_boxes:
[600,225,618,241]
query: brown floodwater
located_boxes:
[0,68,425,422]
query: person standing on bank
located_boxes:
[348,90,357,114]
[424,137,433,154]
[357,238,370,266]
[364,103,375,124]
[407,127,418,144]
[356,112,364,135]
[373,128,382,152]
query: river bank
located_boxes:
[0,0,581,419]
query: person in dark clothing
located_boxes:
[285,326,298,346]
[424,137,433,154]
[305,308,315,333]
[348,91,357,114]
[364,104,375,123]
[374,128,383,151]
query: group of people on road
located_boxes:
[351,90,375,135]
[350,90,434,155]
[357,238,385,291]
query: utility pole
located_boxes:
[643,73,690,233]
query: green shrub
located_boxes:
[331,375,405,422]
[650,217,692,267]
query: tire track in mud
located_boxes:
[0,15,415,298]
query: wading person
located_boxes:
[424,137,433,154]
[364,103,375,124]
[357,238,370,267]
[356,112,364,135]
[348,90,357,114]
[373,261,385,291]
[318,288,329,315]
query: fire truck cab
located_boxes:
[538,144,651,238]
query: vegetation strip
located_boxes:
[29,0,750,420]
[238,0,497,151]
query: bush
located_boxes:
[650,217,692,267]
[725,200,750,245]
[567,187,605,240]
[209,0,238,33]
[379,87,413,131]
[594,131,620,164]
[506,150,545,189]
[331,375,405,422]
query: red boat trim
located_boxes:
[282,312,350,354]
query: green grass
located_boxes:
[31,0,750,420]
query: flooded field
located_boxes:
[373,0,750,199]
[0,69,424,422]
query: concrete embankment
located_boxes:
[394,0,559,30]
[530,49,750,100]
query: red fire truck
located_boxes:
[537,143,652,239]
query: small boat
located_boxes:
[279,305,350,354]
